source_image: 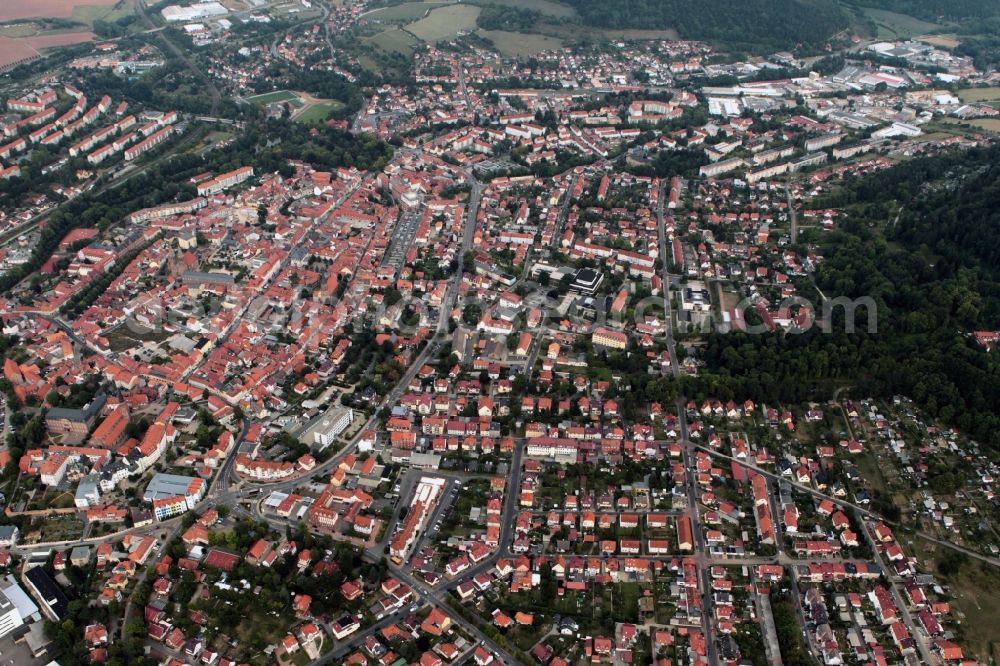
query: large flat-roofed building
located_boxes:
[680,281,712,313]
[389,476,445,561]
[571,267,603,294]
[0,576,39,638]
[74,474,101,508]
[161,1,227,22]
[182,270,236,287]
[312,409,354,448]
[143,473,206,520]
[409,452,441,470]
[0,526,18,547]
[24,567,69,621]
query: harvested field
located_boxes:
[0,38,36,68]
[0,0,119,22]
[0,30,95,69]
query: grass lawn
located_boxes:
[205,130,234,142]
[197,130,235,151]
[861,7,942,39]
[295,102,345,125]
[407,4,480,42]
[72,0,137,28]
[946,560,1000,664]
[958,86,1000,104]
[104,323,171,353]
[913,129,964,144]
[0,24,46,37]
[51,491,76,509]
[358,53,380,71]
[854,449,892,496]
[366,27,419,55]
[247,90,302,105]
[233,610,292,663]
[714,282,740,315]
[942,117,1000,133]
[39,515,85,542]
[905,538,1000,664]
[478,29,563,56]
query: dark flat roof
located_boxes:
[25,567,69,620]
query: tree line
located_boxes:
[562,0,850,52]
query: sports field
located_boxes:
[247,90,303,105]
[295,102,344,125]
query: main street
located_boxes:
[656,176,718,666]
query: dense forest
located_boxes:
[561,0,850,51]
[688,143,1000,452]
[846,0,1000,22]
[477,4,543,31]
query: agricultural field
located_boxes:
[0,0,128,68]
[0,0,119,22]
[407,4,480,42]
[862,7,942,39]
[479,29,563,56]
[0,30,96,69]
[0,37,40,68]
[958,86,1000,104]
[365,1,454,22]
